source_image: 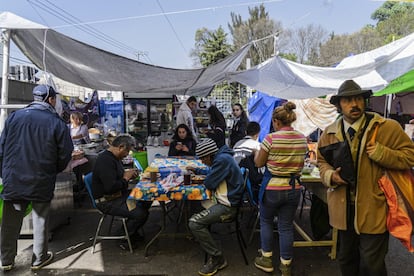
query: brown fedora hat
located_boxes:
[330,80,372,105]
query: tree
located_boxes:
[318,34,354,67]
[191,26,233,68]
[286,24,327,64]
[371,1,413,23]
[228,4,282,66]
[371,1,414,42]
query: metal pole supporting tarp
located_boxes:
[0,28,10,133]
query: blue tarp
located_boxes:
[248,92,285,142]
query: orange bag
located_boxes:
[371,124,414,252]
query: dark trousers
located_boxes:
[338,227,389,276]
[96,193,152,236]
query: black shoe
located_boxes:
[198,255,228,276]
[31,252,53,270]
[1,262,14,272]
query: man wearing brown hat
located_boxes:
[317,80,414,276]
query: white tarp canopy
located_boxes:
[0,12,250,97]
[229,31,414,99]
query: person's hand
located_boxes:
[176,142,183,151]
[331,167,347,186]
[366,140,377,156]
[182,145,189,152]
[123,169,138,181]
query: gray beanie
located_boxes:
[196,138,218,158]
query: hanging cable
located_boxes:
[156,0,187,55]
[27,0,145,60]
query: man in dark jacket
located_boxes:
[0,85,73,272]
[91,134,152,250]
[188,138,244,276]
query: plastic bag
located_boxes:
[0,184,32,224]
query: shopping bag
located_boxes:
[0,184,32,224]
[310,194,331,240]
[371,124,414,252]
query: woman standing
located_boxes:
[230,103,249,148]
[168,124,196,156]
[206,105,226,148]
[69,111,90,145]
[253,102,307,276]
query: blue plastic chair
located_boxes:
[83,172,133,253]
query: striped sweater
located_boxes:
[261,127,307,189]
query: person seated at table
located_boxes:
[91,134,152,250]
[233,121,263,203]
[187,138,244,276]
[168,124,196,156]
[69,111,90,145]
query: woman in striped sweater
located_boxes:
[253,101,307,276]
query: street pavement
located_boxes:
[3,197,414,276]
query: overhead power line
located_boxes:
[51,0,282,29]
[27,0,150,62]
[156,0,187,55]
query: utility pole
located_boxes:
[136,51,148,62]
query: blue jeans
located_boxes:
[188,203,237,257]
[259,189,301,260]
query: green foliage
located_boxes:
[279,52,297,62]
[371,1,414,23]
[229,4,279,66]
[192,26,233,68]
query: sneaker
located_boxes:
[254,251,274,273]
[1,262,14,272]
[31,251,53,270]
[198,255,228,276]
[279,262,292,276]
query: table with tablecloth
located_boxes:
[127,156,210,256]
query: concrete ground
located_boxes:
[3,197,414,276]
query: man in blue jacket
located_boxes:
[188,138,244,276]
[0,85,73,272]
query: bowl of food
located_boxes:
[88,128,101,140]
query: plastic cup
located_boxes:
[150,171,158,183]
[183,173,191,185]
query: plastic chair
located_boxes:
[245,174,261,245]
[245,172,278,245]
[83,172,133,253]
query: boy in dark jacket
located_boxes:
[187,138,244,276]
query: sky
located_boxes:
[2,0,385,69]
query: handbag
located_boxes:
[371,124,414,252]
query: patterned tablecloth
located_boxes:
[127,157,210,210]
[144,156,207,172]
[129,181,211,201]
